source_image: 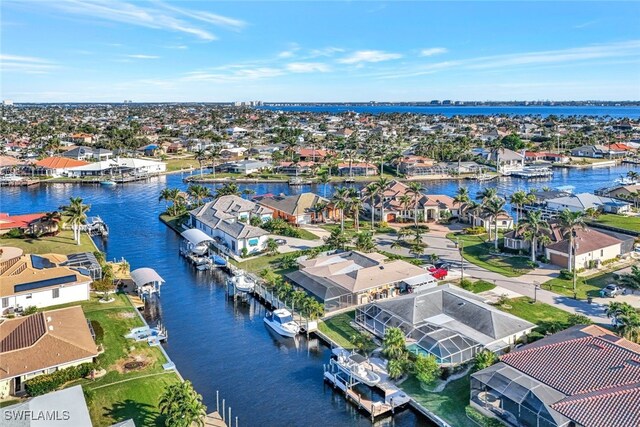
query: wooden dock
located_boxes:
[204,412,227,427]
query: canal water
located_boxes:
[1,163,638,426]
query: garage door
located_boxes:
[550,253,568,268]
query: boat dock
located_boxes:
[0,177,40,186]
[509,167,553,179]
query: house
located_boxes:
[597,184,640,202]
[544,193,630,215]
[337,162,377,176]
[189,195,273,258]
[138,143,161,157]
[286,251,436,312]
[225,126,248,137]
[1,249,92,314]
[470,211,514,233]
[68,132,94,144]
[471,325,640,427]
[66,158,166,177]
[0,385,92,426]
[485,148,525,175]
[524,151,569,164]
[570,144,626,158]
[545,227,623,270]
[61,146,112,161]
[220,147,248,160]
[356,285,535,365]
[0,212,46,235]
[397,156,436,176]
[254,192,332,224]
[297,148,329,162]
[34,157,90,177]
[275,161,316,175]
[217,160,271,175]
[0,306,99,398]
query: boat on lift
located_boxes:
[264,308,300,337]
[228,271,255,292]
[331,348,381,386]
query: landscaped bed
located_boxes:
[447,233,533,277]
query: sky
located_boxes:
[2,1,640,102]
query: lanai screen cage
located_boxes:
[62,252,102,280]
[471,363,568,427]
[356,304,481,365]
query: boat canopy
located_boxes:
[131,267,165,286]
[181,228,214,246]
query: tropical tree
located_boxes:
[348,188,363,231]
[92,279,115,302]
[605,301,636,321]
[266,238,279,255]
[158,188,173,210]
[584,207,601,219]
[482,197,508,250]
[382,327,407,360]
[63,197,90,245]
[407,181,423,226]
[353,232,375,252]
[618,265,640,294]
[187,184,212,206]
[453,187,470,220]
[476,188,498,204]
[374,176,391,223]
[517,210,551,262]
[399,194,413,221]
[386,358,406,380]
[193,149,208,176]
[159,380,207,427]
[331,186,350,232]
[365,182,380,230]
[324,227,349,250]
[509,190,531,224]
[414,354,440,386]
[473,350,498,371]
[206,145,222,178]
[214,182,241,198]
[35,210,62,235]
[317,172,330,198]
[557,209,586,272]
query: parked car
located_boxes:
[422,264,436,271]
[601,284,625,298]
[274,238,287,246]
[434,261,451,270]
[428,267,448,280]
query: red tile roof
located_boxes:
[501,335,640,396]
[0,212,46,230]
[35,156,89,169]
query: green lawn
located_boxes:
[164,157,200,172]
[594,214,640,233]
[159,213,189,234]
[85,373,180,427]
[544,272,616,299]
[447,233,533,278]
[317,311,376,352]
[1,229,96,255]
[460,279,497,293]
[496,297,572,334]
[401,374,471,427]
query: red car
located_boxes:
[428,267,448,280]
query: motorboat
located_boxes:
[264,308,300,337]
[0,174,24,183]
[211,254,227,266]
[227,272,255,292]
[332,348,381,386]
[100,180,117,186]
[124,326,167,343]
[615,175,639,185]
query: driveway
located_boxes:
[271,234,325,254]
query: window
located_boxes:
[52,288,60,299]
[26,294,32,299]
[2,298,8,308]
[600,249,604,257]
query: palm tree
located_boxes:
[557,209,586,272]
[349,189,363,231]
[382,327,406,360]
[584,207,601,220]
[317,172,330,198]
[453,187,470,220]
[206,145,222,178]
[187,184,212,206]
[476,188,498,204]
[365,183,379,230]
[63,197,90,245]
[482,197,508,250]
[509,190,529,225]
[37,210,62,235]
[266,238,279,255]
[214,182,241,198]
[159,380,207,427]
[407,181,423,226]
[331,187,350,232]
[627,170,639,181]
[374,176,391,223]
[618,265,640,294]
[353,232,375,252]
[159,188,172,211]
[193,149,207,176]
[517,210,551,262]
[398,194,412,221]
[242,188,256,199]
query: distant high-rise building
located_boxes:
[3,100,14,106]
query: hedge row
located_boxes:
[25,363,94,396]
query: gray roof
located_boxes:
[255,192,328,216]
[190,195,271,239]
[0,385,92,427]
[546,193,629,210]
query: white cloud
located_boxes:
[338,50,402,64]
[308,47,345,58]
[278,50,296,59]
[183,67,285,82]
[286,62,330,73]
[127,54,160,59]
[47,0,247,41]
[0,54,58,74]
[420,47,448,57]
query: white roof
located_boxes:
[130,267,165,286]
[181,228,214,245]
[68,157,165,171]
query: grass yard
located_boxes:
[401,374,471,427]
[544,272,616,299]
[159,213,189,234]
[0,229,96,255]
[164,157,200,172]
[85,373,180,427]
[317,311,376,352]
[461,279,497,293]
[496,297,572,334]
[594,214,640,233]
[447,233,533,278]
[294,227,321,241]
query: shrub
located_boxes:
[463,227,485,235]
[526,261,539,269]
[25,363,94,396]
[23,306,38,316]
[90,320,104,343]
[414,354,439,385]
[465,406,504,427]
[4,228,24,238]
[559,269,573,280]
[460,279,474,291]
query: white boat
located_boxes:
[100,180,117,186]
[615,176,639,185]
[0,174,24,183]
[264,308,300,337]
[227,272,255,292]
[124,326,167,343]
[332,348,381,386]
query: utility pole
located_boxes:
[572,230,578,299]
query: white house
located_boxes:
[189,195,273,258]
[66,157,166,177]
[544,193,631,215]
[0,250,92,314]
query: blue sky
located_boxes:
[2,1,640,102]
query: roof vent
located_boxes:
[49,325,54,331]
[379,266,384,270]
[47,316,52,322]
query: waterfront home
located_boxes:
[286,251,436,312]
[0,212,46,235]
[484,148,525,175]
[524,151,569,164]
[596,184,640,202]
[66,157,167,177]
[217,160,271,175]
[0,385,93,426]
[397,155,435,176]
[34,157,90,177]
[467,211,514,233]
[189,195,273,257]
[247,145,281,160]
[275,161,315,176]
[296,148,330,162]
[471,325,640,427]
[544,193,630,215]
[0,155,25,174]
[220,147,248,160]
[61,146,112,161]
[356,285,535,365]
[337,162,378,176]
[570,144,627,158]
[545,227,623,270]
[0,249,92,314]
[0,306,99,398]
[254,192,332,224]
